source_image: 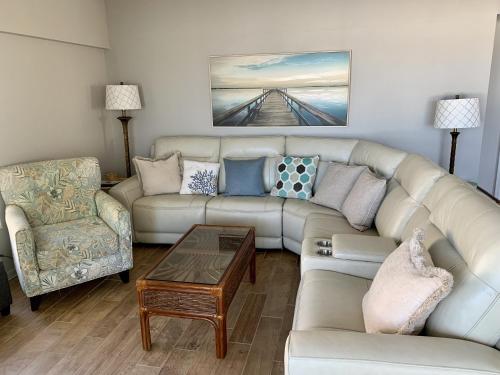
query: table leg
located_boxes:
[249,251,256,284]
[214,315,227,359]
[140,309,151,350]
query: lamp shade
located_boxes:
[105,84,142,110]
[434,97,480,129]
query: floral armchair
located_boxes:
[0,157,132,310]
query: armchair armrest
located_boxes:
[285,330,500,375]
[108,176,142,241]
[331,234,397,263]
[95,191,133,269]
[5,205,42,296]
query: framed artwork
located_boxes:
[209,50,351,127]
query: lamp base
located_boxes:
[449,128,460,175]
[117,116,132,178]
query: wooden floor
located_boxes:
[247,92,299,126]
[0,245,300,375]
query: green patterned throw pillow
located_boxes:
[271,156,319,200]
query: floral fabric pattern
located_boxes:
[2,158,133,298]
[0,157,100,227]
[33,216,119,271]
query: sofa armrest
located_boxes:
[331,234,397,263]
[5,205,42,296]
[285,330,500,375]
[108,175,142,213]
[95,191,133,269]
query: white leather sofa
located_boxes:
[110,135,500,374]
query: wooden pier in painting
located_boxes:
[213,88,346,127]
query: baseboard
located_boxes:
[477,186,500,204]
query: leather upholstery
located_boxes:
[154,136,220,162]
[218,136,284,192]
[293,269,368,332]
[304,213,378,239]
[301,238,383,279]
[331,234,397,262]
[285,330,500,375]
[133,194,211,236]
[205,195,284,249]
[283,199,341,254]
[349,140,407,179]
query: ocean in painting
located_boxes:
[209,51,351,126]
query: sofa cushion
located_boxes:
[304,213,378,240]
[283,199,341,253]
[33,216,118,271]
[342,170,386,231]
[362,229,453,335]
[133,153,181,196]
[293,269,369,332]
[349,140,407,179]
[205,195,284,248]
[180,160,220,196]
[271,156,319,200]
[223,157,265,196]
[133,194,212,235]
[311,163,367,210]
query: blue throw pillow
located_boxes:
[224,157,266,196]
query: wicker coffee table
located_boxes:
[136,224,256,358]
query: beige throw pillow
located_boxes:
[311,163,367,210]
[341,170,386,231]
[362,228,454,335]
[133,153,181,196]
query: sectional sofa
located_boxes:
[110,135,500,374]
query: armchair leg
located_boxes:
[119,270,130,284]
[1,306,10,316]
[30,295,42,311]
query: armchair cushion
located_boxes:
[33,216,119,271]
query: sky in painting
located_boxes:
[210,51,350,89]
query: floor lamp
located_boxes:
[105,82,142,177]
[434,96,480,174]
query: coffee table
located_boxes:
[136,224,256,358]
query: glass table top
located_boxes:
[146,226,252,285]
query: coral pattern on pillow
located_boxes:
[271,156,319,200]
[180,160,220,196]
[362,228,453,335]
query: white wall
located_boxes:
[0,1,113,277]
[479,15,500,198]
[104,0,498,181]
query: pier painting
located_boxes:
[209,51,350,127]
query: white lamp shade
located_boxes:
[105,84,142,110]
[434,97,480,129]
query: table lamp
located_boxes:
[105,82,142,177]
[434,95,480,174]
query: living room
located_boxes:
[1,0,500,374]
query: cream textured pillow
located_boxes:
[133,153,181,196]
[341,170,386,231]
[180,160,220,196]
[362,228,454,335]
[311,163,367,210]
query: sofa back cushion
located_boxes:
[375,154,446,240]
[218,136,285,193]
[285,136,359,192]
[401,176,500,347]
[153,136,220,162]
[349,140,407,179]
[0,157,100,227]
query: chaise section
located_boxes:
[133,194,212,243]
[293,269,368,332]
[283,199,341,254]
[205,195,284,249]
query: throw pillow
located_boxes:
[224,157,265,196]
[270,156,319,200]
[342,170,386,231]
[180,160,220,196]
[133,153,181,196]
[362,228,454,335]
[311,163,367,210]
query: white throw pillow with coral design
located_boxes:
[180,160,220,196]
